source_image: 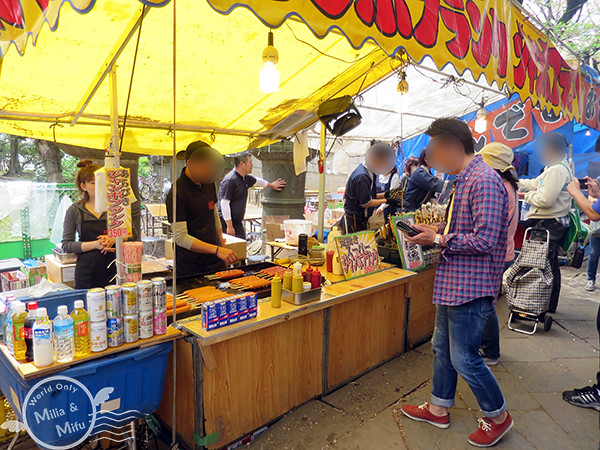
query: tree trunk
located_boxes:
[559,0,588,23]
[35,140,64,183]
[4,136,21,178]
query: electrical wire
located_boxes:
[285,22,359,64]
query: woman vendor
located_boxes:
[62,160,122,289]
[402,149,451,212]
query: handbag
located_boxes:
[561,203,591,253]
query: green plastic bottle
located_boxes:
[12,302,28,361]
[71,300,91,358]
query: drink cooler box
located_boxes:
[0,289,172,449]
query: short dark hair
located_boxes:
[418,148,428,167]
[234,151,252,167]
[403,156,419,174]
[426,118,475,154]
[367,142,394,160]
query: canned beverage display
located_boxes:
[105,285,122,318]
[123,314,139,343]
[137,280,153,311]
[90,320,107,352]
[87,288,106,322]
[121,283,138,315]
[153,307,167,335]
[107,317,123,347]
[139,309,153,339]
[151,277,167,309]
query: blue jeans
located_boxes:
[480,260,513,360]
[588,235,600,281]
[431,297,506,418]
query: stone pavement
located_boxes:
[248,267,600,450]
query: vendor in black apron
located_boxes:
[62,160,117,289]
[166,141,237,277]
[339,142,399,233]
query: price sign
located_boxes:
[335,230,381,280]
[106,167,134,239]
[391,214,425,271]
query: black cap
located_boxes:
[176,140,218,161]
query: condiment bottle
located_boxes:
[292,275,304,293]
[282,270,293,291]
[304,265,313,282]
[333,252,343,276]
[292,262,303,277]
[326,251,335,273]
[311,268,321,289]
[271,275,282,308]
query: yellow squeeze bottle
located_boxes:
[271,275,282,308]
[71,300,91,358]
[12,303,28,361]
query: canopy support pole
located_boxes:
[108,65,125,285]
[317,126,326,242]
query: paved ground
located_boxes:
[248,266,600,450]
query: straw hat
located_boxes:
[478,142,515,172]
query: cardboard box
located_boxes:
[1,270,30,292]
[21,260,48,286]
[166,235,247,261]
[264,215,289,241]
[45,254,76,288]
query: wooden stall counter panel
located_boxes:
[327,283,407,389]
[0,327,182,381]
[181,267,415,346]
[203,311,324,449]
[406,267,437,348]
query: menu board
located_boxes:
[335,230,381,280]
[391,215,426,271]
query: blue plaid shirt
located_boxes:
[434,155,508,306]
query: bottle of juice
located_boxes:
[24,301,38,362]
[12,303,28,361]
[71,300,91,358]
[33,308,53,367]
[4,300,21,355]
[54,305,75,363]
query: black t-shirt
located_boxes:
[166,168,224,276]
[344,163,376,218]
[218,169,257,222]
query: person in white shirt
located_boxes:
[519,132,572,313]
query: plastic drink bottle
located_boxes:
[53,305,75,363]
[71,300,91,358]
[12,303,28,361]
[24,301,38,362]
[4,300,22,354]
[33,308,53,367]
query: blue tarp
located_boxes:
[397,95,600,180]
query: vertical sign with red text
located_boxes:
[106,167,133,239]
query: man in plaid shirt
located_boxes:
[401,118,512,447]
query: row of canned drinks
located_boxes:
[86,277,167,322]
[201,292,257,331]
[91,307,168,351]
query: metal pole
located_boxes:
[317,126,326,242]
[108,65,125,285]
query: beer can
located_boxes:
[87,288,106,322]
[153,307,167,335]
[123,314,139,343]
[151,277,167,309]
[137,280,153,311]
[121,283,138,315]
[90,320,108,352]
[107,317,123,347]
[139,309,153,339]
[105,285,122,318]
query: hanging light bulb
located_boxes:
[260,31,280,94]
[585,129,592,136]
[397,71,409,96]
[474,104,487,134]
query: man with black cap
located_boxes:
[339,142,398,233]
[166,140,237,277]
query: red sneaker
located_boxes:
[468,412,513,447]
[401,403,450,429]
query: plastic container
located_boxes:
[71,300,91,358]
[0,340,172,449]
[11,303,27,361]
[4,300,22,355]
[282,219,313,245]
[54,305,75,363]
[24,301,38,362]
[32,308,53,367]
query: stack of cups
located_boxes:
[152,278,167,335]
[105,285,123,348]
[137,280,153,339]
[87,288,107,353]
[122,282,139,343]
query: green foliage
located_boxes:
[138,156,152,178]
[61,153,79,182]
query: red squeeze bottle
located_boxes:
[326,251,334,273]
[311,268,321,289]
[304,265,313,282]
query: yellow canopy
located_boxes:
[0,1,399,155]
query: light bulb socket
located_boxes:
[476,106,487,119]
[262,31,279,64]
